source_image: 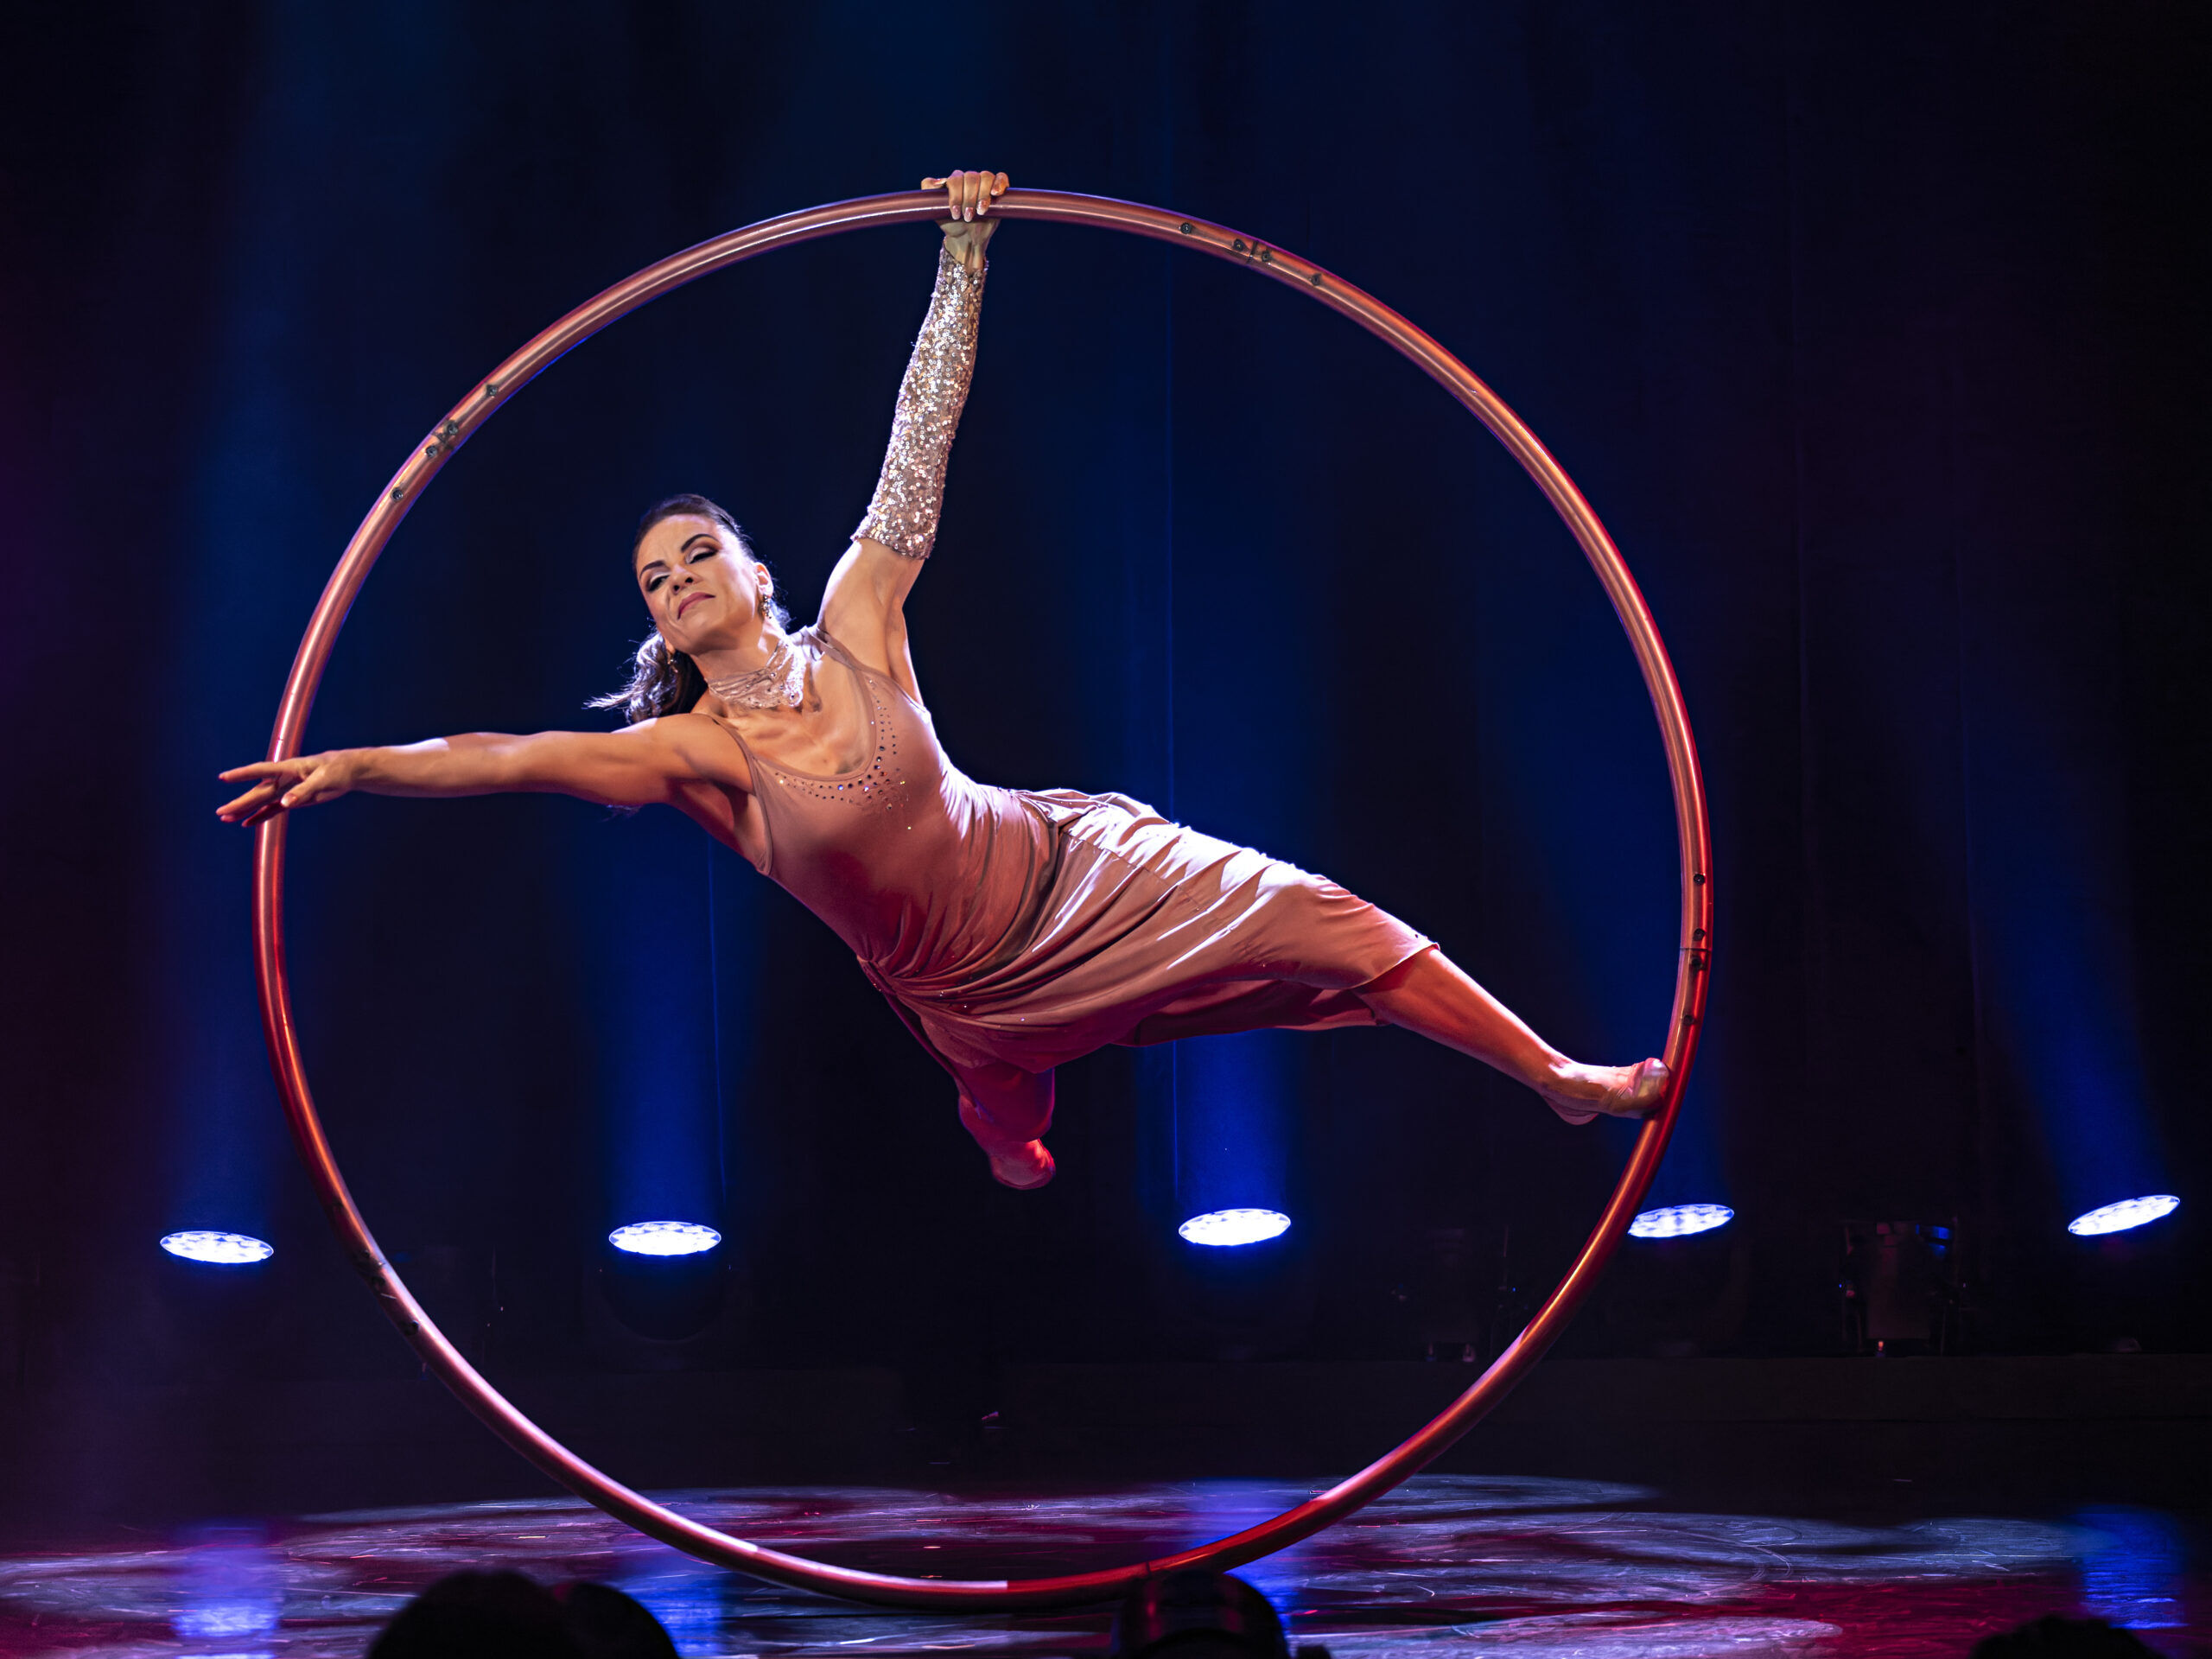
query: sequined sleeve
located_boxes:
[852,244,986,560]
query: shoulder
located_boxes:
[818,538,923,672]
[791,622,855,671]
[623,710,750,786]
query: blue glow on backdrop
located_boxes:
[1986,886,2163,1217]
[592,820,726,1246]
[156,41,320,1278]
[1971,692,2165,1220]
[1171,1033,1297,1235]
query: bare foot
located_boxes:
[988,1139,1056,1190]
[1537,1058,1670,1125]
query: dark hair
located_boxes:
[367,1571,679,1659]
[590,493,792,726]
[368,1569,582,1658]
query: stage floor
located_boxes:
[0,1477,2201,1657]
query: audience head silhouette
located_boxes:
[368,1570,677,1659]
[1972,1614,2158,1657]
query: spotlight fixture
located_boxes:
[2068,1195,2180,1237]
[1177,1208,1291,1248]
[608,1220,721,1257]
[159,1230,274,1265]
[1628,1203,1733,1240]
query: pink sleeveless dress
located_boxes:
[715,628,1432,1082]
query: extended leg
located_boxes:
[952,1059,1058,1189]
[1356,947,1668,1123]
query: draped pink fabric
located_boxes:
[714,629,1432,1083]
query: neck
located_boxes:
[690,614,785,682]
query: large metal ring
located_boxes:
[252,189,1712,1609]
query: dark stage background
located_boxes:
[3,3,2208,1510]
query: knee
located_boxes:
[1355,944,1440,1000]
[1255,870,1376,969]
[955,1065,1057,1151]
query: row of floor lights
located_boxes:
[1622,1194,2184,1241]
[152,1193,2186,1267]
[1163,1205,1746,1249]
[1173,1193,2186,1249]
[152,1221,728,1266]
[1170,1204,1743,1249]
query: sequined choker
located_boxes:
[706,637,806,711]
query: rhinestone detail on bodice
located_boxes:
[763,671,907,810]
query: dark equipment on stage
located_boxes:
[1840,1219,1969,1356]
[1602,1219,1751,1357]
[1110,1571,1299,1659]
[595,1238,728,1344]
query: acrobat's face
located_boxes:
[634,515,773,655]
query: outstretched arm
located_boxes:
[217,718,744,828]
[822,168,1004,691]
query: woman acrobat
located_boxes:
[219,168,1669,1192]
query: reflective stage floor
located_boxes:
[0,1478,2202,1657]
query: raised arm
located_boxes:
[216,718,744,829]
[820,168,1004,688]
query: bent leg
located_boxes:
[952,1058,1058,1189]
[1356,947,1667,1122]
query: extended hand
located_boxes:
[921,168,1007,273]
[217,751,359,828]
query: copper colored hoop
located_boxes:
[253,190,1712,1609]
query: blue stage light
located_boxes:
[608,1220,721,1256]
[2067,1195,2179,1237]
[159,1230,274,1264]
[1628,1203,1733,1240]
[1178,1208,1291,1247]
